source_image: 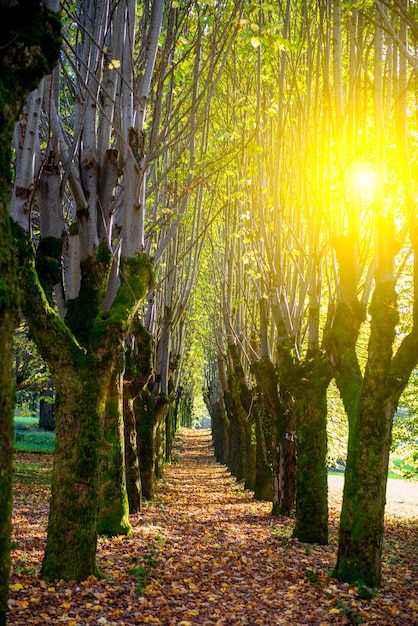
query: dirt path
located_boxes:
[122,429,417,625]
[9,429,418,625]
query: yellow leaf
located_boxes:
[288,585,298,591]
[178,622,192,626]
[143,618,161,624]
[10,583,24,590]
[93,604,102,611]
[61,601,71,609]
[329,608,340,614]
[17,600,28,608]
[47,587,55,592]
[108,59,121,69]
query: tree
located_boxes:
[10,0,160,580]
[0,1,61,622]
[10,0,245,580]
[331,0,418,587]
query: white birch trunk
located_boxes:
[10,83,44,231]
[122,0,164,257]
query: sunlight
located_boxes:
[352,165,376,193]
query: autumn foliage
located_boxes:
[9,430,418,625]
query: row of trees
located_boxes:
[1,2,417,624]
[201,0,418,589]
[7,0,248,581]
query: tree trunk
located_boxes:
[0,3,60,619]
[14,229,153,579]
[41,375,101,580]
[252,356,295,515]
[244,422,256,492]
[334,281,410,587]
[123,389,142,514]
[293,381,329,544]
[97,359,131,537]
[224,387,247,481]
[0,151,19,626]
[206,390,229,465]
[254,401,273,501]
[39,387,55,431]
[123,320,154,512]
[136,391,170,500]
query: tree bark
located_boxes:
[124,320,154,512]
[97,357,132,537]
[334,278,418,586]
[123,388,142,514]
[136,391,170,500]
[293,368,329,545]
[278,336,331,541]
[0,3,60,621]
[13,229,153,579]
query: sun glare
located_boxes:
[353,168,376,191]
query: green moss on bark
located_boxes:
[292,389,329,544]
[41,374,102,581]
[335,282,404,587]
[36,236,63,301]
[0,5,60,613]
[98,361,132,537]
[66,243,112,345]
[0,214,18,626]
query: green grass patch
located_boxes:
[14,415,39,429]
[13,459,52,487]
[14,414,55,453]
[14,429,55,454]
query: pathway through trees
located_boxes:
[9,429,418,625]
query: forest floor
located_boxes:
[8,429,418,626]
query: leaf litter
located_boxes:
[8,429,418,625]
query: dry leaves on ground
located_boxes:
[8,429,418,625]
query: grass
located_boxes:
[14,416,55,454]
[13,458,53,487]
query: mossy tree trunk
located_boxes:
[97,355,131,536]
[204,386,229,465]
[226,342,255,486]
[252,355,296,515]
[212,403,230,466]
[334,278,418,586]
[329,222,418,587]
[224,384,247,481]
[253,402,273,501]
[277,330,332,541]
[292,366,330,544]
[124,320,154,513]
[136,391,170,500]
[14,228,153,580]
[123,389,142,514]
[0,3,61,621]
[0,203,17,626]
